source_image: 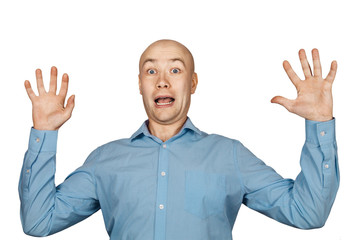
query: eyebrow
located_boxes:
[142,58,186,68]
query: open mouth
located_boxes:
[155,96,175,106]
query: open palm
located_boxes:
[25,66,75,130]
[271,49,337,122]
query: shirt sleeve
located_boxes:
[18,128,100,237]
[234,118,339,229]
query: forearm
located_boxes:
[240,118,339,229]
[19,128,100,237]
[291,118,339,228]
[19,128,58,236]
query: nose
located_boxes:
[156,73,170,89]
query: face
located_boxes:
[138,40,198,126]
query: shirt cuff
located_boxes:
[305,118,336,146]
[28,127,58,153]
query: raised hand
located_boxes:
[271,49,337,122]
[25,66,75,130]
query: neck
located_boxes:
[148,117,188,142]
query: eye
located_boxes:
[171,68,180,74]
[147,69,156,74]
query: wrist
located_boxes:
[305,118,336,146]
[33,124,58,131]
[29,127,59,153]
[305,115,333,122]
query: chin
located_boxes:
[154,116,178,125]
[150,112,184,125]
[146,103,188,125]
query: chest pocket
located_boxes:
[184,171,226,219]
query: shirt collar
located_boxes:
[130,117,202,142]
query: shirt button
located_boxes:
[159,204,164,210]
[320,131,326,136]
[324,164,329,169]
[36,137,40,142]
[161,171,166,176]
[26,169,30,173]
[162,144,167,148]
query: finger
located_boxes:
[35,68,46,94]
[325,60,337,84]
[312,48,322,78]
[24,80,36,101]
[299,49,312,78]
[271,96,295,113]
[283,60,301,86]
[64,95,75,119]
[59,73,69,98]
[49,66,58,93]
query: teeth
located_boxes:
[156,101,174,106]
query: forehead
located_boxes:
[139,43,191,68]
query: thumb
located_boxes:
[271,96,294,113]
[64,95,75,119]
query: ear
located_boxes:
[191,72,198,94]
[138,74,142,95]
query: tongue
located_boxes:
[157,97,173,103]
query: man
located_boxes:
[19,39,339,239]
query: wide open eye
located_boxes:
[171,68,180,74]
[147,69,156,74]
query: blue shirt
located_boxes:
[19,117,339,240]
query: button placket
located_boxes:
[154,143,170,240]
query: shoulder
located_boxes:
[83,137,133,164]
[97,137,133,152]
[199,131,241,149]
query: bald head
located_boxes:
[137,39,198,131]
[139,39,195,74]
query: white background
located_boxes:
[1,0,358,239]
